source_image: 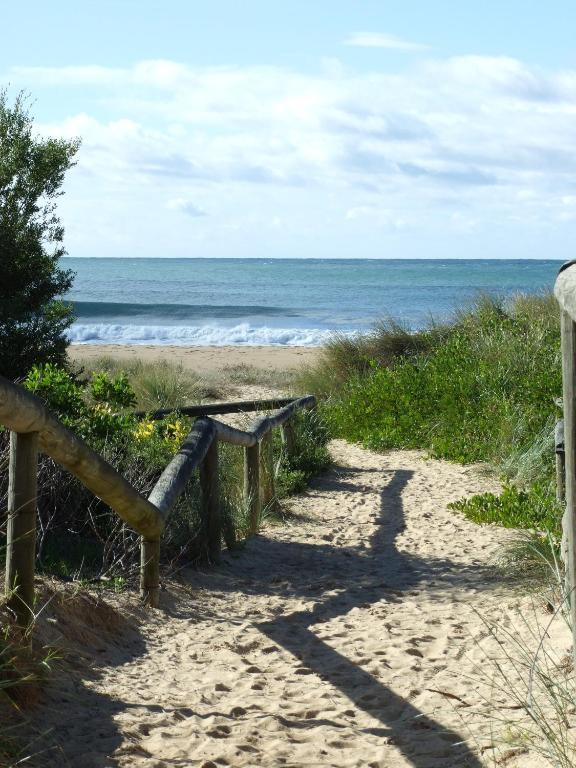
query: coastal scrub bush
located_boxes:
[23,363,134,442]
[12,364,205,577]
[448,482,561,533]
[89,370,136,409]
[24,363,85,420]
[296,320,447,399]
[323,294,560,468]
[0,90,80,380]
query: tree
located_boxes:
[0,90,80,379]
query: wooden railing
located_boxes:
[0,372,315,624]
[555,259,576,657]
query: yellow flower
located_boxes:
[134,420,155,441]
[164,417,189,448]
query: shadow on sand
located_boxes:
[230,464,493,767]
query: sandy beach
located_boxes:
[28,439,569,767]
[68,344,322,374]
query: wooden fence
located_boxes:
[555,259,576,655]
[0,373,315,625]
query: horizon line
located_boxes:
[61,256,566,262]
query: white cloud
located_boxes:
[9,54,576,258]
[344,32,430,52]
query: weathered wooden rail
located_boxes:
[0,372,315,624]
[555,259,576,656]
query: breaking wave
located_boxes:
[67,322,334,347]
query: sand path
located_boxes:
[33,440,557,767]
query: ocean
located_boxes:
[64,258,563,347]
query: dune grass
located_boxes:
[73,356,226,410]
[74,356,299,411]
[0,605,54,767]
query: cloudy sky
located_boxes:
[2,0,575,259]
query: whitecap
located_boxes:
[67,322,336,347]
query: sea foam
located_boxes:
[67,322,332,347]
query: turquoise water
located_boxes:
[64,258,562,346]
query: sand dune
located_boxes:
[29,440,570,767]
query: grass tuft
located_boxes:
[0,605,55,766]
[75,356,224,410]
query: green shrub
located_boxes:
[276,409,331,497]
[277,469,308,497]
[24,363,85,419]
[296,317,453,399]
[23,363,136,442]
[89,370,136,409]
[448,482,561,533]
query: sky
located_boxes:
[1,0,576,259]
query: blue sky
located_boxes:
[2,1,575,258]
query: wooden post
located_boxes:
[200,438,220,562]
[5,431,38,628]
[561,310,576,655]
[281,419,296,460]
[244,442,260,534]
[140,537,160,607]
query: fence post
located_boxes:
[140,537,160,607]
[561,310,576,657]
[200,438,220,562]
[244,442,260,533]
[281,419,296,460]
[5,431,38,628]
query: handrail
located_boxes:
[134,397,298,421]
[213,396,316,447]
[144,397,316,514]
[554,259,576,319]
[149,418,216,517]
[1,370,316,620]
[0,374,164,540]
